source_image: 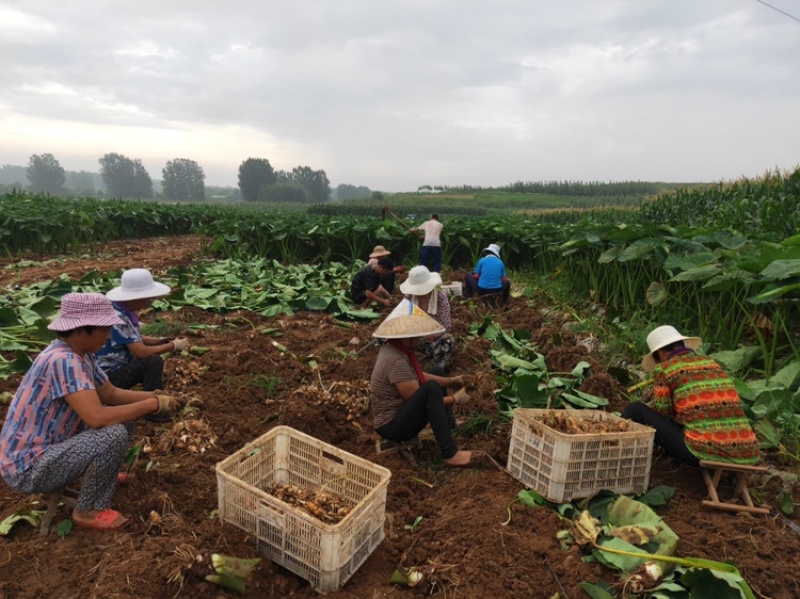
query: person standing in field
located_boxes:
[95,269,188,422]
[410,214,443,273]
[622,325,760,466]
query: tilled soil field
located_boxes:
[1,236,799,599]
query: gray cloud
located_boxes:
[2,1,799,189]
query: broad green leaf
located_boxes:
[664,252,717,272]
[759,259,800,280]
[681,567,753,599]
[669,264,721,282]
[57,518,73,537]
[578,582,616,599]
[646,281,668,307]
[636,485,676,507]
[710,347,761,374]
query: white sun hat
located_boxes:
[106,268,171,302]
[400,265,442,296]
[373,299,445,339]
[641,325,702,371]
[483,243,501,258]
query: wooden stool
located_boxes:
[475,292,503,310]
[699,460,769,515]
[39,487,79,536]
[376,436,421,466]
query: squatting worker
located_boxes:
[622,325,760,466]
[351,257,395,309]
[0,293,185,531]
[400,265,455,369]
[410,213,443,273]
[370,299,485,468]
[367,245,405,294]
[463,243,511,306]
[96,268,188,421]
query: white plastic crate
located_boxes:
[216,426,392,593]
[443,282,463,297]
[507,409,655,502]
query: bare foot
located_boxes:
[444,450,485,467]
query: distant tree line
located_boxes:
[442,180,678,197]
[2,153,341,204]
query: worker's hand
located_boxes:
[452,388,471,405]
[171,338,189,352]
[153,393,186,416]
[472,273,479,280]
[448,375,466,387]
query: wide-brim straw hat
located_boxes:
[106,268,171,302]
[48,292,125,331]
[373,299,445,339]
[483,243,501,258]
[641,325,702,371]
[400,265,442,296]
[369,245,392,259]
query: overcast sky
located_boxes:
[2,1,798,191]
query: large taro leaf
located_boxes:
[680,567,753,599]
[693,230,749,250]
[598,245,623,264]
[511,373,548,407]
[766,359,800,389]
[646,281,668,307]
[669,264,721,282]
[617,238,661,262]
[710,346,762,375]
[759,258,800,280]
[664,252,717,273]
[749,280,800,304]
[702,269,755,291]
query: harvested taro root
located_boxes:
[265,483,353,524]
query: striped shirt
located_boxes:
[0,340,108,479]
[370,344,417,429]
[652,352,760,465]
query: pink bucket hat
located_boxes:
[48,292,125,331]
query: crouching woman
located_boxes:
[0,293,183,531]
[369,300,485,468]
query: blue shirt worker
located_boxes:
[463,243,511,305]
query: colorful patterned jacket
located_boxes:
[652,349,760,465]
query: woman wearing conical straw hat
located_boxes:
[622,325,759,466]
[370,300,485,467]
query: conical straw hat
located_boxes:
[373,299,445,339]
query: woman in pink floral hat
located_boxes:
[0,293,183,531]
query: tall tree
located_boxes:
[238,158,276,202]
[336,183,371,201]
[287,165,331,203]
[98,153,153,199]
[27,153,66,194]
[162,158,206,201]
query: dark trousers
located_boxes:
[621,402,699,466]
[376,379,457,460]
[380,271,397,294]
[463,274,510,304]
[106,354,164,392]
[420,246,442,273]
